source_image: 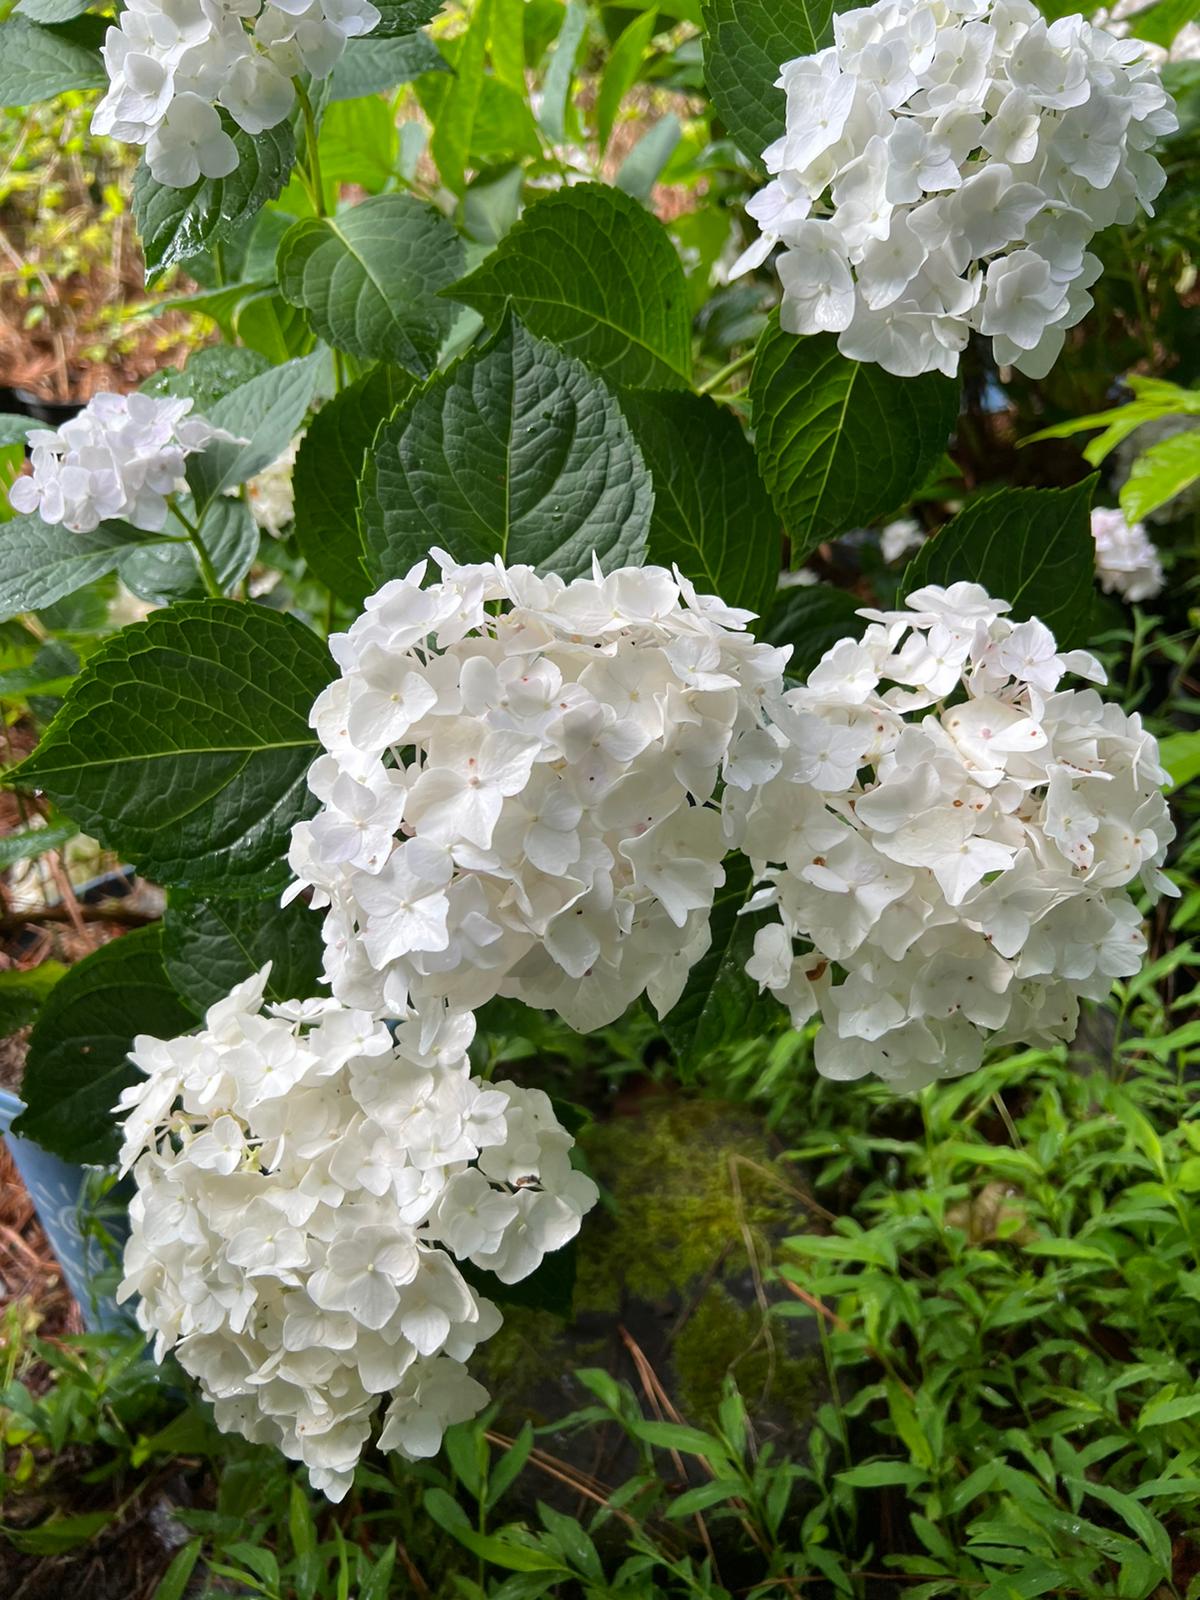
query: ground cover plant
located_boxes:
[0,0,1198,1593]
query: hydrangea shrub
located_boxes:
[0,0,1185,1496]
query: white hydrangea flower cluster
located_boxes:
[115,968,597,1501]
[733,0,1177,378]
[1091,505,1165,602]
[287,551,789,1032]
[732,582,1177,1089]
[92,0,380,187]
[9,391,229,534]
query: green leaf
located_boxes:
[1119,429,1200,524]
[141,346,273,410]
[459,1237,578,1320]
[369,0,443,34]
[539,0,587,143]
[133,120,295,277]
[749,322,960,561]
[13,601,334,891]
[0,516,153,621]
[14,0,94,23]
[1157,730,1200,790]
[632,1419,732,1460]
[163,891,325,1015]
[660,855,776,1071]
[361,318,652,582]
[616,114,682,200]
[317,95,398,194]
[701,0,831,160]
[1,1511,115,1555]
[1130,0,1200,48]
[0,414,33,447]
[0,962,66,1035]
[426,0,490,192]
[835,1461,932,1488]
[424,1489,568,1573]
[118,496,258,604]
[1136,1391,1200,1429]
[152,1539,204,1600]
[619,390,777,614]
[666,1480,746,1517]
[596,8,659,154]
[294,366,410,606]
[764,582,863,677]
[278,194,464,373]
[329,31,447,99]
[448,183,693,390]
[187,353,324,515]
[0,819,76,869]
[14,927,195,1163]
[902,478,1097,647]
[0,16,105,104]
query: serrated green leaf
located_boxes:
[448,183,693,390]
[370,0,443,34]
[294,366,410,606]
[701,0,832,160]
[902,478,1096,647]
[361,318,652,582]
[619,390,778,615]
[13,601,334,890]
[141,346,273,411]
[163,891,325,1015]
[0,516,155,621]
[750,322,960,561]
[329,30,447,99]
[0,16,105,104]
[14,927,195,1163]
[133,120,295,277]
[278,194,463,373]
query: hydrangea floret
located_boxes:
[732,581,1177,1088]
[1091,505,1165,602]
[115,968,597,1500]
[9,391,230,534]
[733,0,1177,378]
[92,0,381,186]
[286,550,790,1032]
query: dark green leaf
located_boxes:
[763,582,863,677]
[750,323,960,561]
[448,183,693,390]
[141,346,273,411]
[459,1238,577,1319]
[329,31,447,99]
[13,601,334,890]
[660,855,776,1071]
[14,927,195,1163]
[619,390,777,614]
[294,366,411,606]
[187,353,324,515]
[278,194,463,373]
[151,1539,204,1600]
[0,516,153,622]
[163,891,325,1015]
[0,16,105,104]
[701,0,832,160]
[361,318,652,581]
[133,120,295,277]
[902,478,1096,647]
[118,496,258,604]
[370,0,443,34]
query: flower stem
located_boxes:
[169,498,223,599]
[294,77,326,219]
[696,347,756,397]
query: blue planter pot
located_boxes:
[0,1089,132,1330]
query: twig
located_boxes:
[0,904,156,933]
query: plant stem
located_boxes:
[697,347,756,397]
[168,497,223,598]
[293,77,326,218]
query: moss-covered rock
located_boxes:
[480,1096,821,1474]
